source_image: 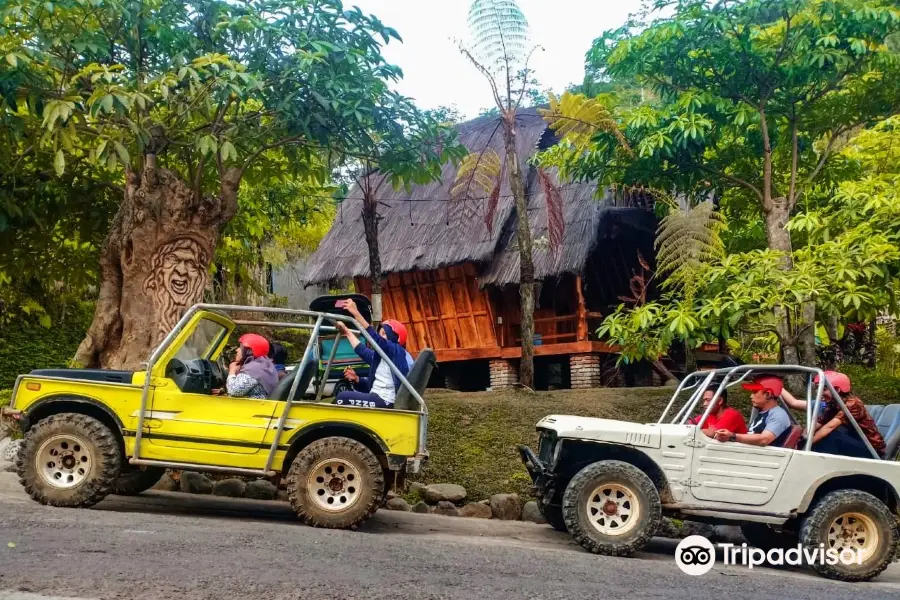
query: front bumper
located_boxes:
[517,444,556,502]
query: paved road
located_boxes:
[1,472,900,600]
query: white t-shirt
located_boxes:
[370,360,396,405]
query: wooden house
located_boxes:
[304,109,659,390]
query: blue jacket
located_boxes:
[353,326,411,394]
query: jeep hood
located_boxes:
[536,415,664,448]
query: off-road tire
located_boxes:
[286,436,384,529]
[562,460,661,556]
[741,522,798,551]
[539,502,568,532]
[113,466,165,496]
[332,380,352,398]
[800,489,898,582]
[17,413,121,508]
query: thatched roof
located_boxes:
[304,108,654,287]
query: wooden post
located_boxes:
[576,275,588,342]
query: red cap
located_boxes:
[239,333,270,358]
[814,370,851,394]
[742,375,783,396]
[381,319,408,347]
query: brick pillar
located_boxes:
[570,354,601,389]
[489,359,519,390]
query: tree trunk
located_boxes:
[504,117,535,389]
[361,195,383,323]
[764,199,815,366]
[74,157,240,369]
[865,318,877,369]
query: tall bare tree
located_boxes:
[454,0,543,388]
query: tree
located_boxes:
[2,0,457,368]
[543,0,900,365]
[455,0,541,387]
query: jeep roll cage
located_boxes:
[657,364,879,460]
[129,303,428,477]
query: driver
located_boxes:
[689,386,747,438]
[224,334,278,399]
[332,299,410,409]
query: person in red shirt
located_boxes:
[689,386,748,437]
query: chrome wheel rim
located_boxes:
[586,483,641,536]
[827,512,878,562]
[307,458,361,512]
[36,435,92,489]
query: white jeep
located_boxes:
[518,365,900,582]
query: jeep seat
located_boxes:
[782,424,804,450]
[866,404,900,460]
[393,349,436,412]
[269,360,317,401]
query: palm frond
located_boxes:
[538,168,564,254]
[655,200,725,294]
[538,91,631,154]
[449,149,502,230]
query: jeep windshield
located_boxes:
[174,318,228,361]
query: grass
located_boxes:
[415,387,673,501]
[0,389,11,408]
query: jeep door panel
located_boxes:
[689,428,793,505]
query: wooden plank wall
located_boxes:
[355,264,498,353]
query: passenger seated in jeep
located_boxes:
[713,375,791,447]
[782,371,884,458]
[689,386,748,437]
[332,299,410,409]
[224,334,278,399]
[268,342,288,381]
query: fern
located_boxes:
[655,199,725,298]
[538,91,631,154]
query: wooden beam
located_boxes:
[576,275,588,342]
[499,341,618,359]
[433,347,504,362]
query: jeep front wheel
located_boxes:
[562,460,660,556]
[286,437,384,529]
[539,502,568,532]
[17,413,121,508]
[800,489,899,582]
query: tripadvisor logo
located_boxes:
[675,535,865,575]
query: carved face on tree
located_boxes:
[144,237,209,336]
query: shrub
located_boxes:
[0,304,92,388]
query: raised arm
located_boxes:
[780,388,808,411]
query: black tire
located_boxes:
[800,489,898,582]
[16,413,121,508]
[741,522,798,551]
[286,436,384,529]
[113,466,165,496]
[332,380,352,398]
[562,460,660,556]
[539,502,568,532]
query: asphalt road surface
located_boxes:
[1,472,900,600]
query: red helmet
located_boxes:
[239,333,270,358]
[742,375,783,397]
[814,370,851,394]
[381,319,408,347]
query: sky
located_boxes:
[349,0,647,119]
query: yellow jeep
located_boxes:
[1,303,433,529]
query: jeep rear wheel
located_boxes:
[113,466,165,496]
[286,437,384,529]
[562,460,660,556]
[17,413,121,508]
[800,489,898,582]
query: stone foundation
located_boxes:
[570,353,601,389]
[489,358,518,389]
